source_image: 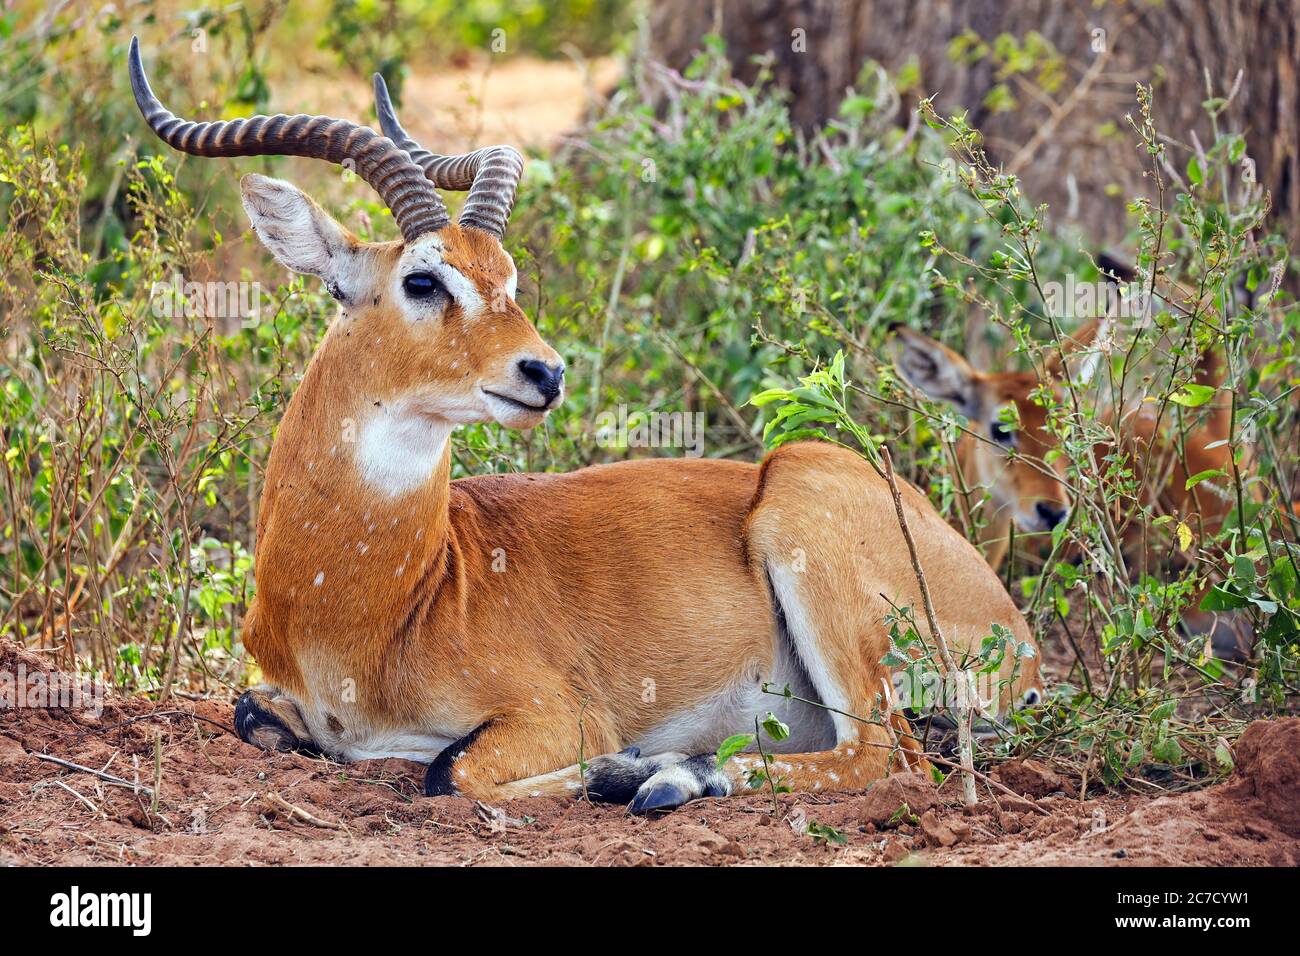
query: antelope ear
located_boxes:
[889,325,980,418]
[240,174,358,298]
[1044,316,1110,383]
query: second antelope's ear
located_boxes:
[240,174,358,298]
[1096,250,1137,285]
[1044,316,1110,383]
[888,324,980,418]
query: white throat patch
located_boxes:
[355,403,453,496]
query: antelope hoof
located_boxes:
[630,781,691,814]
[628,754,731,815]
[234,686,318,755]
[582,748,681,804]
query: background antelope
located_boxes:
[889,274,1246,655]
[127,39,1040,813]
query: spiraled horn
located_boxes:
[372,73,524,240]
[128,37,450,241]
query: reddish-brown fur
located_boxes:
[239,216,1042,804]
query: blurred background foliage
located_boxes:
[1,0,1296,785]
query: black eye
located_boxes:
[990,421,1015,445]
[402,272,445,300]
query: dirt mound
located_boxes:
[920,717,1300,866]
[2,642,1297,866]
[1221,718,1300,835]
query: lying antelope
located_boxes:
[889,285,1245,654]
[129,40,1039,812]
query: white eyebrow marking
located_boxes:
[432,262,485,317]
[397,234,485,319]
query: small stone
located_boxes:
[993,759,1065,799]
[678,823,727,851]
[0,735,28,764]
[860,771,947,827]
[882,839,912,862]
[919,810,958,848]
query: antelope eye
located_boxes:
[402,272,445,300]
[990,421,1015,446]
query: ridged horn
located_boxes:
[372,72,523,239]
[129,36,450,241]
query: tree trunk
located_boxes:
[649,0,1300,250]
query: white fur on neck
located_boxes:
[355,403,453,496]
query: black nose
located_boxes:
[1035,501,1067,529]
[517,358,564,403]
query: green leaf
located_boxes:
[715,733,754,767]
[1185,468,1226,491]
[1125,741,1147,769]
[1215,743,1234,770]
[806,820,848,845]
[1233,555,1257,585]
[1150,700,1177,722]
[886,802,918,826]
[788,387,840,409]
[1169,383,1216,407]
[1152,736,1184,764]
[747,388,792,408]
[1200,584,1249,611]
[761,712,791,742]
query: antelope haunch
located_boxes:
[129,40,1040,813]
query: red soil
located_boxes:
[2,641,1296,866]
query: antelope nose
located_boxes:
[1036,501,1067,529]
[518,358,565,403]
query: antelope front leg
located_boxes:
[423,710,621,801]
[234,685,319,755]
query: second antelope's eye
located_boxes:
[990,421,1016,446]
[402,272,445,300]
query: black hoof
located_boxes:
[233,691,318,755]
[630,782,690,815]
[424,759,456,797]
[702,777,729,798]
